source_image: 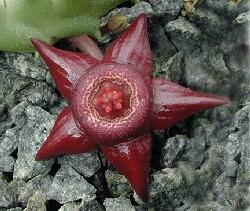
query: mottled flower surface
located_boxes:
[32,14,228,201]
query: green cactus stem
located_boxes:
[0,0,124,52]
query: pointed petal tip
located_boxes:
[152,78,231,130]
[31,38,54,57]
[30,38,47,49]
[136,13,147,21]
[131,13,148,30]
[104,12,152,78]
[35,147,48,161]
[201,93,230,108]
[35,141,57,161]
[102,134,151,201]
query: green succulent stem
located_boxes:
[0,0,124,52]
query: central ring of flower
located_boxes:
[93,82,130,119]
[72,62,151,145]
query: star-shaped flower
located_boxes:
[32,14,228,201]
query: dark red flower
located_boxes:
[32,14,228,201]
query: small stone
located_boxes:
[213,174,233,206]
[0,116,12,136]
[127,2,154,21]
[0,127,19,157]
[233,11,250,24]
[105,169,133,198]
[225,161,238,177]
[13,105,55,180]
[58,150,101,177]
[59,202,80,211]
[79,199,104,211]
[12,54,48,81]
[18,175,52,205]
[167,51,185,82]
[227,42,249,76]
[149,0,184,20]
[24,191,46,211]
[8,179,26,203]
[187,201,230,211]
[103,196,135,211]
[0,175,15,208]
[0,156,15,172]
[204,0,249,17]
[19,81,57,107]
[18,82,57,108]
[101,2,153,27]
[181,136,206,169]
[7,208,23,211]
[149,25,176,61]
[187,8,229,38]
[0,70,32,107]
[191,118,215,144]
[165,17,202,51]
[184,46,231,94]
[161,135,187,168]
[10,101,29,127]
[148,167,184,210]
[47,165,96,204]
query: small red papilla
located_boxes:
[32,14,228,201]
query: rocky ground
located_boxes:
[0,0,249,210]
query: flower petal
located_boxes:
[35,106,96,160]
[31,38,99,101]
[102,134,152,201]
[104,14,152,79]
[67,35,104,60]
[152,78,229,130]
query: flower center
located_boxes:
[93,82,130,119]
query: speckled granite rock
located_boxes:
[6,208,23,211]
[105,169,133,198]
[187,8,229,38]
[149,104,250,210]
[0,156,15,172]
[149,24,177,62]
[101,1,153,26]
[204,0,249,16]
[58,150,101,178]
[8,179,26,204]
[79,198,104,211]
[161,135,187,168]
[233,10,250,24]
[18,175,52,205]
[0,175,15,208]
[165,17,203,51]
[47,165,96,204]
[13,105,55,180]
[59,202,79,211]
[0,127,19,157]
[12,53,48,81]
[149,0,184,20]
[104,196,135,211]
[23,191,46,211]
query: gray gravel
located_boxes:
[0,175,15,208]
[13,105,55,180]
[47,165,96,204]
[18,175,52,205]
[149,0,184,20]
[0,0,249,210]
[58,150,101,178]
[103,196,135,211]
[105,169,133,198]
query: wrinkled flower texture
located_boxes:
[32,14,228,201]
